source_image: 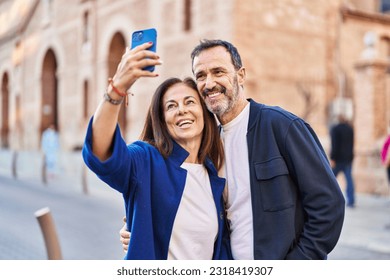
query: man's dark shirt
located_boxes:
[330,122,354,163]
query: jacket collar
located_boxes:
[169,140,218,176]
[169,140,190,165]
[247,98,265,132]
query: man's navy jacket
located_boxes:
[246,99,345,259]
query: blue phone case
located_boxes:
[131,28,157,72]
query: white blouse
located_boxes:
[167,162,218,260]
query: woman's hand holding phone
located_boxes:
[131,28,157,72]
[110,41,162,95]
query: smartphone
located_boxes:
[131,28,157,72]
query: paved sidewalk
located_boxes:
[329,193,390,259]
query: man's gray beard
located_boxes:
[206,98,230,117]
[206,81,240,118]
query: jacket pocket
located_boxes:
[254,157,294,211]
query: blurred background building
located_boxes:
[0,0,389,194]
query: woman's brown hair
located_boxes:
[140,77,224,171]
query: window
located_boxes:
[380,0,390,13]
[83,80,89,119]
[83,11,89,44]
[1,73,10,148]
[42,0,53,26]
[184,0,192,31]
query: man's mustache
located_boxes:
[202,86,226,97]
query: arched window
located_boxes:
[108,32,127,134]
[41,49,58,135]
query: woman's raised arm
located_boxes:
[91,42,161,161]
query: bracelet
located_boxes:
[108,78,127,97]
[103,92,123,105]
[107,78,133,107]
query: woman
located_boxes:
[82,42,231,259]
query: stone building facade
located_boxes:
[0,0,389,194]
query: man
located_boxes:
[120,39,345,259]
[330,113,355,207]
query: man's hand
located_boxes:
[120,216,130,253]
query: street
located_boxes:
[0,175,125,260]
[1,173,390,260]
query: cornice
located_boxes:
[341,6,390,25]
